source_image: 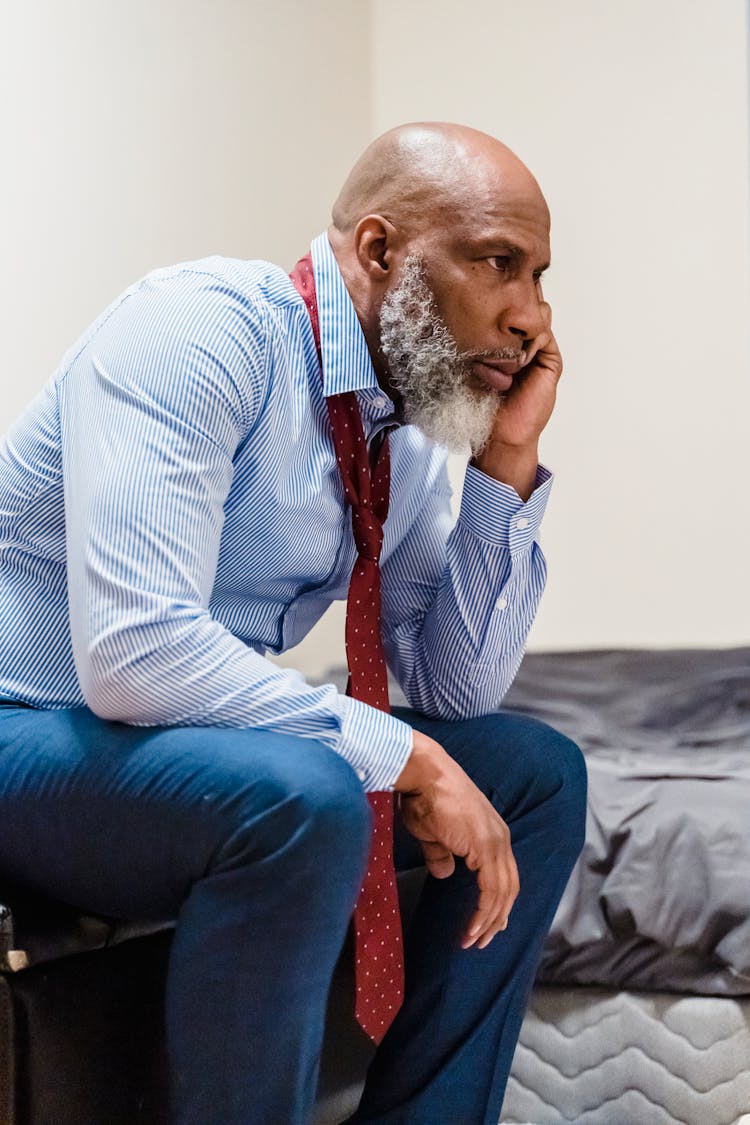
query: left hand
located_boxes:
[487,296,563,450]
[472,293,562,499]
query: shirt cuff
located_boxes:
[458,462,553,550]
[336,694,414,792]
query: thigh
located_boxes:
[0,704,356,919]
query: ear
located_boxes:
[353,215,401,283]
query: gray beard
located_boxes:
[378,254,501,455]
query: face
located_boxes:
[405,187,551,396]
[377,188,551,454]
[379,254,502,454]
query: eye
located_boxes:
[487,256,512,273]
[533,269,547,284]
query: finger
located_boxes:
[463,892,514,950]
[462,899,501,948]
[475,917,510,950]
[473,852,521,948]
[461,864,502,948]
[462,841,520,948]
[420,840,455,879]
[522,319,552,369]
[526,333,562,388]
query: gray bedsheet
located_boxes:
[501,647,750,995]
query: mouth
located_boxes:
[471,351,527,392]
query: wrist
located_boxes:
[394,730,447,793]
[471,441,539,501]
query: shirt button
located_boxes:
[495,596,508,611]
[515,517,530,530]
[356,768,367,782]
[372,396,388,410]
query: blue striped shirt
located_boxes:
[0,233,552,790]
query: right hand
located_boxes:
[394,729,520,949]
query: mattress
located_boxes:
[500,985,750,1125]
[315,987,750,1125]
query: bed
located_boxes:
[497,646,750,1125]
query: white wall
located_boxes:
[3,1,749,680]
[0,0,370,426]
[372,0,750,651]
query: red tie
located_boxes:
[290,255,404,1044]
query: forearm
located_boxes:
[77,605,413,792]
[390,537,546,718]
[384,464,552,719]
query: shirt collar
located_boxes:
[310,232,384,400]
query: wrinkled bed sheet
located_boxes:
[501,647,750,995]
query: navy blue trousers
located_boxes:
[0,703,586,1124]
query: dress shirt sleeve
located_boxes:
[61,275,412,792]
[381,459,553,719]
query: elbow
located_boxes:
[82,671,150,725]
[74,610,206,726]
[399,660,515,722]
[399,676,471,722]
[79,655,168,726]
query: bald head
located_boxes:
[327,122,552,404]
[331,122,548,237]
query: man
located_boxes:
[0,122,586,1123]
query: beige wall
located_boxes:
[1,0,370,424]
[3,1,749,678]
[371,0,750,652]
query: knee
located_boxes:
[544,727,587,835]
[212,744,373,880]
[537,722,587,801]
[538,729,587,870]
[523,721,587,855]
[479,713,588,851]
[289,753,373,866]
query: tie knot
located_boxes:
[352,504,383,561]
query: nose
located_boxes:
[501,279,546,343]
